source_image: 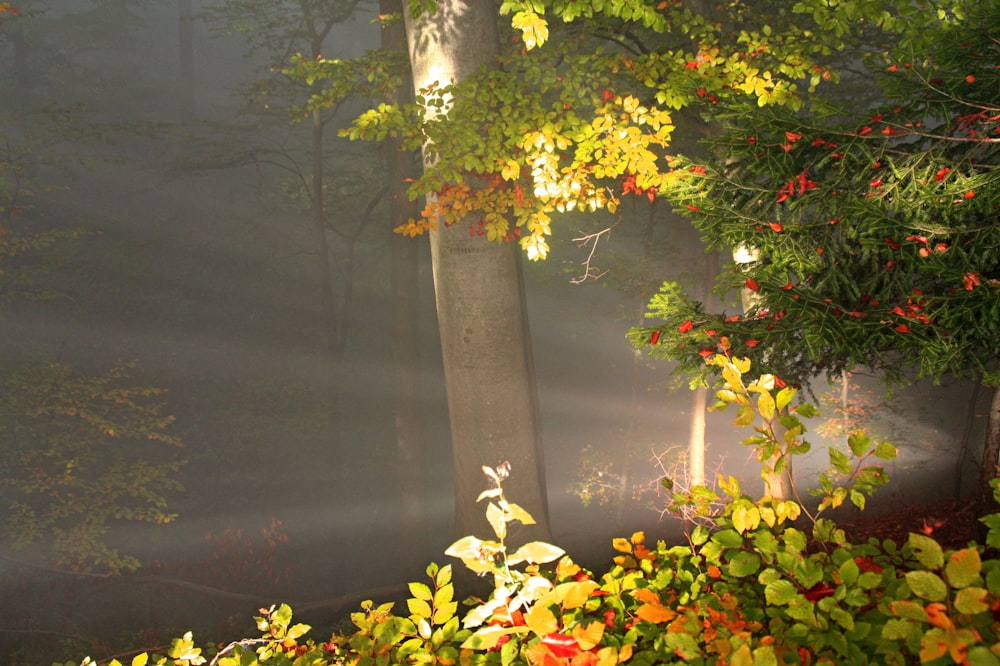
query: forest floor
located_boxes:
[839,498,984,551]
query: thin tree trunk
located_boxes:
[978,383,1000,513]
[734,245,792,499]
[956,380,982,500]
[404,1,551,550]
[310,107,342,445]
[382,0,426,567]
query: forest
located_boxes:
[0,1,998,664]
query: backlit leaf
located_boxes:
[905,570,948,601]
[908,533,945,570]
[635,601,676,624]
[509,541,565,565]
[945,548,982,589]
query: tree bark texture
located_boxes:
[404,1,551,545]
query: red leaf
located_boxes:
[601,89,615,102]
[679,320,694,334]
[895,324,911,333]
[964,272,981,290]
[650,330,662,345]
[542,633,580,659]
[855,556,883,574]
[698,347,715,358]
[744,339,759,348]
[785,131,802,143]
[858,126,873,136]
[804,583,835,603]
[745,278,760,292]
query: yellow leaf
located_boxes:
[525,604,558,636]
[501,159,521,181]
[559,580,601,609]
[572,621,605,650]
[612,538,632,554]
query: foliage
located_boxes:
[71,358,1000,666]
[328,0,975,260]
[629,2,1000,390]
[0,362,185,573]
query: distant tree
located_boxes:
[0,362,184,573]
[631,3,999,508]
[200,0,377,446]
[0,1,186,574]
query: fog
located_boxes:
[0,2,984,662]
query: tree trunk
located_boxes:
[734,244,792,499]
[382,0,426,564]
[978,383,1000,513]
[404,1,551,546]
[310,106,342,446]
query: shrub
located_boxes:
[70,358,1000,666]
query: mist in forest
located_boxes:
[0,2,984,662]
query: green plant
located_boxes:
[71,359,1000,666]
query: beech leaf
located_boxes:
[508,541,565,566]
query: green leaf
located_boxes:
[713,529,745,548]
[944,548,982,589]
[765,578,798,605]
[905,570,948,601]
[881,618,914,641]
[966,645,1000,666]
[908,533,945,570]
[839,557,860,586]
[847,432,870,457]
[727,551,761,578]
[874,441,898,460]
[829,448,851,475]
[954,587,990,614]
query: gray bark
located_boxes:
[404,1,551,545]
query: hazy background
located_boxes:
[0,2,984,661]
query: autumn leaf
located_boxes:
[635,602,677,624]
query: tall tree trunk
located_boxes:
[381,0,426,565]
[404,1,551,547]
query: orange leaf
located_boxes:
[635,602,677,624]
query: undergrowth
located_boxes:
[68,357,1000,666]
